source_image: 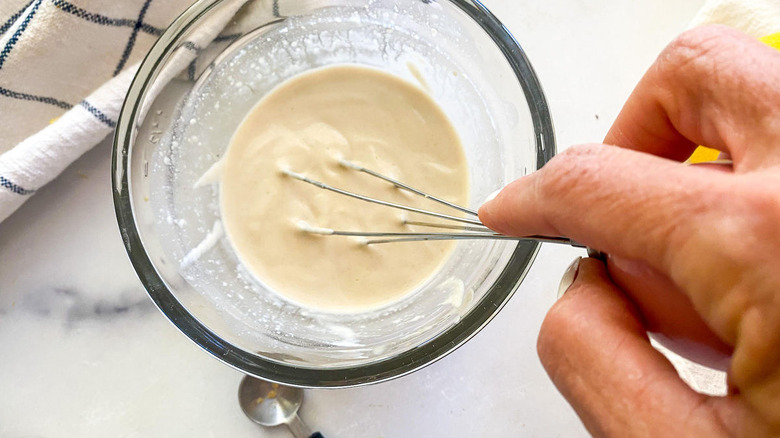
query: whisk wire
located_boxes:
[338,159,479,216]
[284,164,583,248]
[402,220,492,233]
[282,169,483,227]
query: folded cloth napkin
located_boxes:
[0,0,194,222]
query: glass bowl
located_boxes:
[112,0,554,388]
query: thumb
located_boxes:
[539,257,733,436]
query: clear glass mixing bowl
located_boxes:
[113,0,555,387]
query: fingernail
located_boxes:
[478,189,502,217]
[557,257,582,299]
[483,189,502,205]
[477,189,503,231]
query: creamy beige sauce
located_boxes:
[220,65,469,312]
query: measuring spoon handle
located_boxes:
[286,413,325,438]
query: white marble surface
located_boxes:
[0,1,712,436]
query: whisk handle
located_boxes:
[528,235,584,248]
[528,235,606,261]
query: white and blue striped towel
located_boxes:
[0,0,193,222]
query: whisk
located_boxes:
[282,159,586,248]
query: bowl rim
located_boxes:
[112,0,556,388]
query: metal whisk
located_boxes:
[282,159,584,248]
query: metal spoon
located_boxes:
[238,376,324,438]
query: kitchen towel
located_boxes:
[0,0,196,222]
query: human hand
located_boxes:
[479,25,780,436]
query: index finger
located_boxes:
[478,143,732,272]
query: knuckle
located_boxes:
[748,187,780,214]
[697,179,780,279]
[536,143,605,201]
[738,182,780,239]
[659,25,742,75]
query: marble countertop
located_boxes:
[0,1,711,436]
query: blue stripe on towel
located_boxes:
[187,59,196,81]
[113,0,154,76]
[0,0,43,71]
[0,176,35,195]
[0,86,73,109]
[181,41,200,53]
[0,88,116,127]
[79,100,116,128]
[0,0,35,36]
[51,0,163,36]
[214,33,241,43]
[138,22,160,35]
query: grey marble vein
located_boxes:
[17,286,154,324]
